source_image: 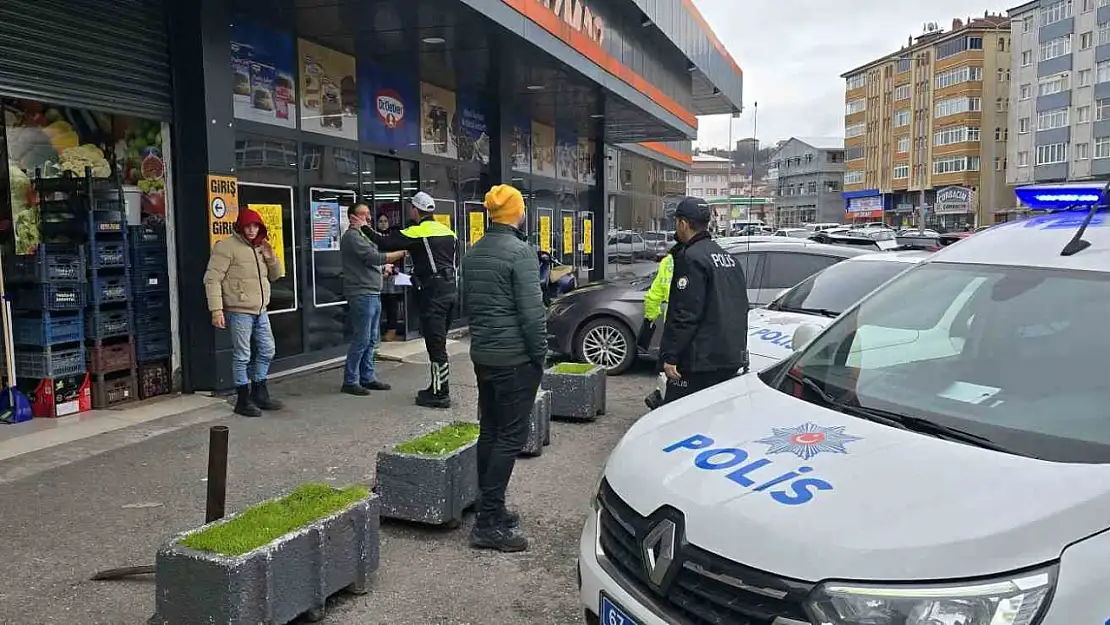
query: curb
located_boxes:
[447,326,470,340]
[375,352,404,363]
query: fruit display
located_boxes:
[8,162,37,254]
[118,119,167,218]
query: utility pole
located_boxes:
[749,102,758,222]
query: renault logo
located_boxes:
[641,519,677,586]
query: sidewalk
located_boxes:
[0,350,657,624]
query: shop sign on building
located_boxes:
[935,186,973,215]
[535,0,606,46]
[847,195,882,214]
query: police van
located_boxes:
[580,181,1110,625]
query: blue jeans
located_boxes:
[226,311,276,387]
[344,294,382,386]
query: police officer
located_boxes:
[361,191,459,408]
[659,196,749,404]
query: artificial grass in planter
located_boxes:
[394,421,479,457]
[552,362,595,374]
[179,483,369,556]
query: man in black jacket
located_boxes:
[460,184,545,553]
[361,192,458,408]
[660,197,749,404]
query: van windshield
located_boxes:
[779,262,1110,462]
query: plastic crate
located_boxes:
[86,307,131,340]
[14,345,86,378]
[131,269,169,295]
[129,246,167,271]
[133,306,171,337]
[88,339,135,373]
[89,208,127,234]
[90,241,128,268]
[128,224,166,248]
[92,370,138,409]
[89,273,131,305]
[134,291,169,313]
[6,245,86,283]
[135,335,171,362]
[12,283,87,311]
[139,360,171,399]
[12,312,84,346]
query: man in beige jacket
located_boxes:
[203,207,284,417]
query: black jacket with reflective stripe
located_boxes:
[362,216,458,279]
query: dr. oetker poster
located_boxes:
[358,62,418,151]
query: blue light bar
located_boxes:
[1014,181,1107,210]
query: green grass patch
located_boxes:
[179,483,368,556]
[553,362,595,374]
[394,421,479,457]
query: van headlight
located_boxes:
[806,566,1056,625]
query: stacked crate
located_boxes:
[129,225,172,399]
[82,180,138,408]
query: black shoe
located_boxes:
[342,384,371,396]
[470,524,529,553]
[250,380,283,410]
[234,384,262,417]
[501,508,520,529]
[362,380,391,391]
[415,393,451,409]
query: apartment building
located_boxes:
[1008,0,1106,219]
[769,137,847,225]
[841,13,1012,229]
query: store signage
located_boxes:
[846,195,882,214]
[208,174,239,246]
[935,186,973,215]
[535,0,606,46]
[376,89,404,128]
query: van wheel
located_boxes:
[575,317,635,376]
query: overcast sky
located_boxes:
[690,0,1011,149]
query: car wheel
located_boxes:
[575,317,635,375]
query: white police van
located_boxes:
[580,181,1110,625]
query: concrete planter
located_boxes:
[542,364,606,421]
[375,436,478,527]
[521,389,552,457]
[150,491,380,625]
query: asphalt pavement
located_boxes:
[0,350,656,624]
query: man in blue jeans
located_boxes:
[341,203,406,396]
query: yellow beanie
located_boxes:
[484,184,525,225]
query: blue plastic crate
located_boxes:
[15,345,86,378]
[86,307,132,340]
[129,246,167,271]
[135,335,171,362]
[133,291,169,314]
[11,312,84,347]
[11,283,86,311]
[90,241,128,269]
[89,273,131,305]
[89,208,127,235]
[6,245,86,283]
[128,224,166,249]
[133,306,171,336]
[131,269,169,295]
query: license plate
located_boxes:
[600,595,641,625]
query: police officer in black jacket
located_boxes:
[361,191,459,408]
[659,197,749,404]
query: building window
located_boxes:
[845,146,865,160]
[897,136,910,153]
[968,37,983,50]
[1040,35,1072,62]
[1075,142,1090,159]
[1081,31,1094,49]
[846,98,866,115]
[893,164,909,179]
[1038,72,1070,96]
[937,37,970,59]
[896,58,912,73]
[1023,15,1034,31]
[844,170,865,184]
[933,126,980,146]
[1084,0,1095,10]
[995,127,1008,141]
[846,122,866,137]
[1078,105,1091,122]
[1095,136,1110,158]
[934,96,981,117]
[846,74,867,90]
[1080,69,1092,86]
[1018,151,1030,166]
[1098,60,1110,83]
[1041,0,1073,25]
[1035,142,1068,165]
[1037,107,1069,130]
[1020,84,1032,99]
[893,109,911,126]
[893,84,911,100]
[933,155,981,174]
[934,65,982,89]
[1097,98,1110,120]
[1100,22,1110,45]
[1019,117,1031,133]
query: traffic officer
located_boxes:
[640,240,678,410]
[361,191,459,408]
[659,196,749,404]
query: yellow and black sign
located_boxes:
[208,174,238,247]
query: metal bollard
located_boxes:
[205,425,229,524]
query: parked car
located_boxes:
[642,230,673,260]
[772,227,811,238]
[545,241,870,374]
[605,231,648,262]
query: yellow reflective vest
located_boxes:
[643,253,673,322]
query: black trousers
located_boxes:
[415,277,456,364]
[474,362,543,525]
[663,367,737,404]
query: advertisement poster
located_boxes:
[251,203,287,266]
[310,200,342,250]
[434,213,451,228]
[556,131,577,181]
[358,62,418,151]
[583,218,592,254]
[510,118,531,173]
[468,210,486,245]
[298,39,358,140]
[532,122,555,178]
[207,174,239,249]
[538,214,552,252]
[456,94,490,164]
[421,83,457,158]
[563,215,574,254]
[231,17,297,128]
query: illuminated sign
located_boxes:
[1015,182,1107,210]
[536,0,605,46]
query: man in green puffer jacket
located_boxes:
[460,184,546,554]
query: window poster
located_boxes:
[237,183,298,313]
[531,122,555,178]
[309,187,357,307]
[510,117,531,173]
[358,62,418,151]
[577,139,596,185]
[456,93,490,165]
[231,17,296,128]
[538,213,552,252]
[298,39,358,140]
[421,83,458,159]
[556,129,577,181]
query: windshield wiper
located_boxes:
[776,306,840,318]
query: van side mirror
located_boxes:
[791,323,822,352]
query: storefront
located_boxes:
[934,185,976,231]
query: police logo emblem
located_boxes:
[755,422,861,460]
[676,276,688,289]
